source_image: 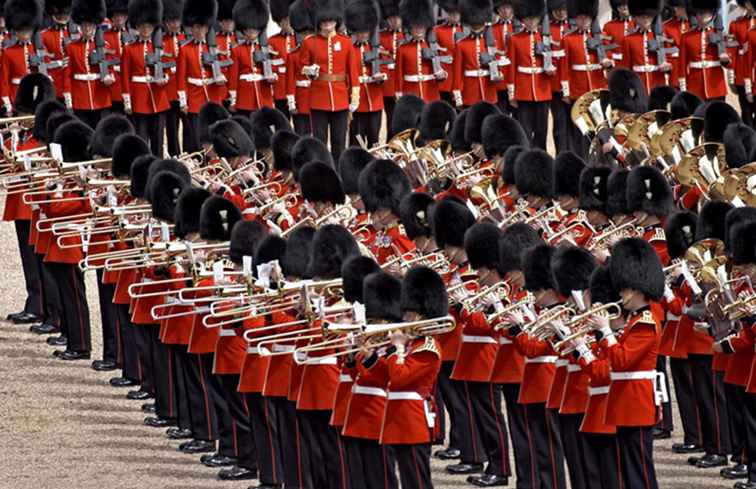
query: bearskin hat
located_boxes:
[148,171,189,222]
[448,108,469,152]
[402,266,449,318]
[664,211,697,259]
[568,0,598,17]
[523,244,556,292]
[725,207,756,251]
[703,101,742,143]
[198,102,230,144]
[481,114,529,159]
[730,220,756,266]
[14,74,55,115]
[399,192,435,240]
[501,145,525,185]
[229,220,268,265]
[183,0,217,26]
[162,0,183,20]
[216,0,235,20]
[111,134,150,178]
[128,0,162,26]
[626,165,672,217]
[419,101,456,143]
[233,0,269,30]
[666,0,686,6]
[174,187,211,239]
[390,94,425,139]
[437,0,459,13]
[363,272,403,322]
[46,112,76,146]
[464,222,501,271]
[500,222,543,275]
[553,151,585,198]
[271,0,293,22]
[53,120,94,163]
[608,69,648,114]
[610,238,665,300]
[6,0,43,31]
[431,196,475,249]
[33,100,66,143]
[696,200,733,242]
[552,245,597,296]
[45,0,72,15]
[358,159,411,215]
[129,154,157,198]
[688,0,719,11]
[514,149,553,198]
[460,0,492,25]
[210,119,254,158]
[648,85,678,112]
[379,0,400,17]
[72,0,107,23]
[250,107,291,150]
[146,159,191,197]
[107,0,129,15]
[606,168,629,216]
[610,0,629,8]
[670,91,703,120]
[254,235,288,271]
[342,255,381,303]
[628,0,660,17]
[308,224,360,279]
[345,0,380,33]
[339,147,374,195]
[465,101,500,147]
[400,0,434,28]
[90,114,134,158]
[300,161,346,205]
[579,166,612,212]
[272,130,300,172]
[291,136,333,180]
[513,0,544,18]
[200,195,242,241]
[281,225,316,278]
[313,0,344,26]
[547,0,566,9]
[290,0,314,31]
[590,265,621,305]
[723,123,756,169]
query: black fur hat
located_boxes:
[72,0,107,23]
[339,147,374,195]
[210,119,254,158]
[198,102,230,144]
[358,159,411,215]
[437,0,459,13]
[379,0,400,17]
[724,123,756,169]
[174,187,211,238]
[449,108,470,152]
[465,101,500,146]
[90,114,134,157]
[400,0,434,28]
[300,161,346,205]
[501,145,526,185]
[460,0,492,25]
[431,196,475,249]
[419,101,456,142]
[271,0,293,22]
[111,133,150,178]
[567,0,598,17]
[182,0,217,26]
[590,265,621,305]
[610,237,665,300]
[664,210,697,259]
[547,0,567,9]
[107,0,129,15]
[579,166,612,212]
[481,114,529,159]
[695,200,732,242]
[14,74,55,115]
[128,0,163,26]
[162,0,183,20]
[272,130,300,172]
[390,94,425,139]
[250,107,291,150]
[670,91,703,120]
[464,222,501,271]
[730,220,756,266]
[606,168,629,216]
[345,0,380,33]
[688,0,719,11]
[45,0,72,14]
[402,266,448,318]
[217,0,235,20]
[313,0,344,26]
[523,244,556,292]
[129,154,157,198]
[308,224,360,279]
[199,195,242,241]
[513,0,544,18]
[399,192,435,240]
[725,207,756,251]
[626,165,673,217]
[628,0,660,16]
[233,0,269,30]
[229,220,268,264]
[704,101,741,143]
[53,120,94,162]
[500,222,543,275]
[514,149,553,198]
[342,255,381,303]
[146,159,191,198]
[149,171,189,222]
[552,245,597,296]
[290,0,314,31]
[610,0,629,8]
[291,136,333,180]
[364,272,403,322]
[281,225,316,278]
[648,85,677,112]
[254,235,288,270]
[609,69,648,114]
[6,0,43,31]
[46,112,76,146]
[553,151,586,198]
[33,100,66,142]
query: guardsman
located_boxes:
[491,0,518,114]
[730,0,756,126]
[396,0,444,103]
[286,0,315,135]
[679,0,731,100]
[547,0,571,154]
[42,0,77,100]
[626,165,671,266]
[162,0,186,156]
[622,0,673,95]
[663,0,691,89]
[269,0,296,119]
[379,0,404,123]
[215,0,236,105]
[1,0,44,113]
[103,0,131,114]
[435,0,463,107]
[603,0,635,65]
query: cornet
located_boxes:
[552,302,623,353]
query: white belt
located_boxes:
[295,80,311,87]
[73,73,100,81]
[556,359,569,368]
[386,63,395,70]
[610,370,657,380]
[464,69,490,77]
[131,75,157,83]
[339,374,353,383]
[113,65,121,72]
[352,385,387,397]
[404,74,435,82]
[219,328,236,337]
[525,355,557,364]
[518,66,543,74]
[188,77,214,86]
[278,67,287,73]
[588,386,610,396]
[611,53,623,60]
[358,75,373,84]
[462,334,497,344]
[247,345,260,354]
[10,78,21,85]
[667,314,681,322]
[499,337,513,345]
[272,344,295,353]
[567,364,581,373]
[572,64,602,72]
[307,356,338,365]
[633,64,659,73]
[388,391,423,401]
[551,49,565,58]
[689,60,721,69]
[610,370,669,406]
[240,73,265,82]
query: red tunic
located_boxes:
[679,27,728,100]
[549,19,570,93]
[1,42,32,108]
[104,28,130,103]
[2,134,36,221]
[343,354,389,440]
[301,33,360,112]
[395,39,441,102]
[297,320,340,410]
[602,18,635,64]
[262,310,298,397]
[40,191,89,264]
[215,31,235,101]
[41,26,72,98]
[229,41,276,111]
[187,277,220,354]
[434,22,462,94]
[580,348,615,434]
[560,31,608,101]
[268,31,294,101]
[177,41,227,114]
[331,361,355,427]
[238,316,271,391]
[728,15,755,86]
[121,39,170,114]
[513,332,558,404]
[492,20,517,94]
[351,42,385,113]
[63,38,114,111]
[379,29,404,98]
[620,29,669,96]
[286,44,311,114]
[451,33,501,107]
[451,310,498,382]
[506,30,553,102]
[663,17,691,88]
[162,31,185,102]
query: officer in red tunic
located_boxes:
[162,0,186,156]
[730,0,756,126]
[663,0,691,89]
[269,0,296,119]
[42,0,77,101]
[378,0,403,124]
[435,0,463,107]
[103,0,132,114]
[395,0,445,103]
[1,0,45,113]
[603,0,635,65]
[679,0,731,100]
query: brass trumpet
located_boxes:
[522,305,575,340]
[491,293,536,331]
[552,302,623,353]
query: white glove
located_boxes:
[2,96,12,114]
[63,92,73,110]
[349,102,359,113]
[575,341,595,363]
[287,95,297,114]
[122,94,132,113]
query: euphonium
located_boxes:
[676,143,728,200]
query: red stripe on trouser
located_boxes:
[411,446,423,489]
[464,382,480,460]
[688,364,703,445]
[264,399,279,482]
[545,410,558,489]
[640,428,651,489]
[523,405,537,487]
[489,384,509,474]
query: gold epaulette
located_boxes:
[412,336,440,358]
[637,310,656,326]
[651,227,666,242]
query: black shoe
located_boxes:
[652,428,671,439]
[249,485,283,489]
[179,439,215,454]
[446,463,485,475]
[166,427,193,440]
[218,465,257,480]
[672,443,704,454]
[722,464,749,480]
[57,350,91,361]
[202,453,237,468]
[734,482,756,489]
[144,416,176,428]
[434,448,461,460]
[31,323,59,335]
[127,389,153,401]
[109,377,138,388]
[142,403,157,413]
[91,359,117,371]
[9,312,42,324]
[47,335,67,346]
[695,454,728,468]
[467,474,509,487]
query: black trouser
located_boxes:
[73,109,108,129]
[738,388,756,481]
[689,353,731,455]
[205,361,236,458]
[299,409,344,489]
[47,262,90,353]
[14,220,42,316]
[133,112,166,157]
[466,382,510,477]
[115,303,140,382]
[276,399,313,489]
[275,99,291,121]
[391,444,433,489]
[497,90,514,116]
[245,392,280,480]
[95,270,117,363]
[616,426,658,489]
[293,113,312,135]
[171,345,193,432]
[516,101,549,150]
[521,403,566,489]
[501,383,535,489]
[582,433,621,489]
[219,376,256,470]
[111,101,125,114]
[383,97,396,130]
[40,258,62,327]
[349,111,382,148]
[311,109,348,162]
[550,93,570,154]
[165,100,189,157]
[559,413,589,489]
[184,353,219,442]
[736,85,755,127]
[150,327,175,420]
[669,356,702,446]
[183,113,201,154]
[565,101,590,159]
[726,380,746,459]
[436,361,484,463]
[133,324,156,394]
[343,436,397,489]
[655,356,673,434]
